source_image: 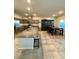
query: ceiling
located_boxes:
[14,0,65,17]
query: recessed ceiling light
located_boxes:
[28,16,31,19]
[33,14,37,16]
[27,7,30,11]
[25,13,28,16]
[27,0,31,4]
[58,11,64,14]
[52,14,56,17]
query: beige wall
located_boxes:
[54,15,65,27]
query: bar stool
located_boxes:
[59,28,63,36]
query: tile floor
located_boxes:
[40,31,65,59]
[14,27,65,59]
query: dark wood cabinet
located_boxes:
[41,19,54,31]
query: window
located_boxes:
[14,20,20,27]
[58,20,65,29]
